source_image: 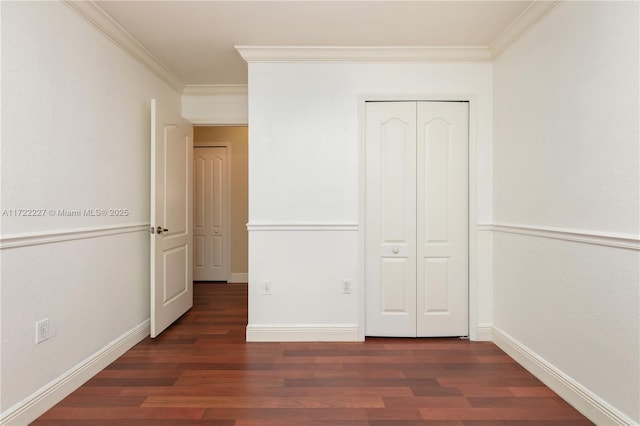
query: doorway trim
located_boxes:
[193,141,232,282]
[358,93,480,341]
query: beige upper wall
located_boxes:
[194,126,248,276]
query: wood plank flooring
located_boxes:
[33,283,592,425]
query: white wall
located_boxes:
[492,1,639,424]
[182,88,248,125]
[246,60,493,341]
[0,1,181,423]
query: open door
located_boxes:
[150,99,193,338]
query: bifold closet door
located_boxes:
[365,102,418,337]
[365,101,469,338]
[416,101,468,337]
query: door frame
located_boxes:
[193,141,232,282]
[358,94,479,341]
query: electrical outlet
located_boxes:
[342,279,352,294]
[262,281,272,295]
[35,318,50,344]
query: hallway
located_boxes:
[33,283,591,425]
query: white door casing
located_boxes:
[193,146,229,281]
[365,101,469,337]
[150,99,194,338]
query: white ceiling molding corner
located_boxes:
[489,0,561,58]
[183,84,248,96]
[62,0,184,92]
[235,46,493,63]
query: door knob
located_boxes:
[392,247,399,254]
[156,226,169,234]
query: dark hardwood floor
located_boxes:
[33,283,592,425]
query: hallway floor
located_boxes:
[33,282,592,425]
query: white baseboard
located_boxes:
[246,324,361,342]
[475,324,493,341]
[229,273,248,283]
[492,326,635,426]
[1,319,150,426]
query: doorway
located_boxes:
[364,101,469,337]
[193,126,249,283]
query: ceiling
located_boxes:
[95,1,533,85]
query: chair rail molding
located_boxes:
[246,223,359,232]
[0,223,150,249]
[477,223,639,251]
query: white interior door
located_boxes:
[150,99,193,338]
[365,100,468,337]
[193,147,229,281]
[416,101,468,337]
[365,102,417,337]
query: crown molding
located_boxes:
[62,0,184,92]
[183,84,248,96]
[235,46,492,63]
[236,3,562,64]
[63,0,561,88]
[489,0,561,58]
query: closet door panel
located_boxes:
[365,102,417,337]
[416,101,469,337]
